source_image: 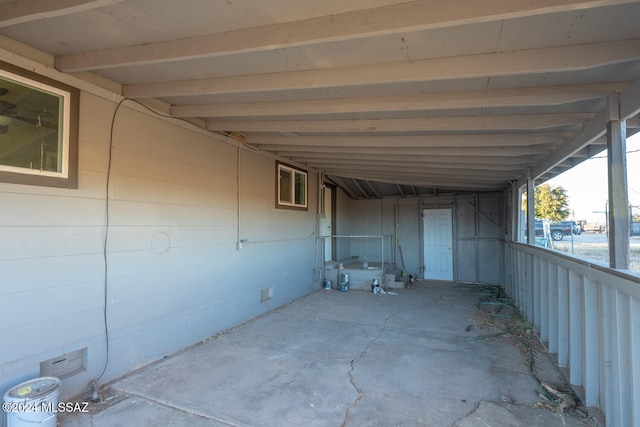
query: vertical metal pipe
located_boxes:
[474,193,479,283]
[381,234,384,273]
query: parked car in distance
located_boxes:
[535,219,581,241]
[554,220,581,237]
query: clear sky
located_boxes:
[546,131,640,224]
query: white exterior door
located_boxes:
[423,208,453,281]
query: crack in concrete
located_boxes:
[340,308,400,427]
[451,401,481,427]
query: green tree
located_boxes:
[535,184,570,221]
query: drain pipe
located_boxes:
[236,144,241,250]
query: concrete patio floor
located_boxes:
[59,282,597,426]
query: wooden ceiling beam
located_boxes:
[307,159,523,172]
[248,133,565,148]
[173,83,627,118]
[327,172,508,190]
[264,145,552,156]
[307,162,522,179]
[327,176,358,199]
[124,39,640,98]
[285,152,537,165]
[208,114,591,133]
[364,180,381,199]
[0,0,123,28]
[317,168,520,184]
[621,79,640,120]
[54,0,632,72]
[531,102,611,180]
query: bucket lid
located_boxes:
[5,377,60,400]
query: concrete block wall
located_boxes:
[0,90,318,401]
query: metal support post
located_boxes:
[607,119,629,269]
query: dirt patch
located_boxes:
[464,284,601,426]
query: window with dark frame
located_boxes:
[277,162,307,210]
[0,61,79,188]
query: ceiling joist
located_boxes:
[310,159,524,172]
[207,114,591,133]
[248,133,566,148]
[267,145,553,157]
[54,0,634,72]
[123,40,640,98]
[286,152,537,165]
[172,83,626,118]
[312,163,521,179]
[0,0,124,28]
[318,168,521,184]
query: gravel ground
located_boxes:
[546,233,640,273]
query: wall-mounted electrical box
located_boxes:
[319,217,332,237]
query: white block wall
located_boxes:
[0,92,318,400]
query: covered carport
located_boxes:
[1,1,640,426]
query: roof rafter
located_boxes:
[249,133,566,148]
[327,175,359,199]
[285,152,539,165]
[309,161,522,174]
[207,114,591,133]
[266,145,553,156]
[364,180,381,198]
[331,172,509,190]
[0,0,124,28]
[124,39,640,98]
[621,79,640,120]
[318,169,521,184]
[172,83,627,118]
[308,162,521,179]
[54,0,633,72]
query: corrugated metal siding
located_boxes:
[506,243,640,427]
[346,193,503,282]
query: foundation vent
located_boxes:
[40,348,86,379]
